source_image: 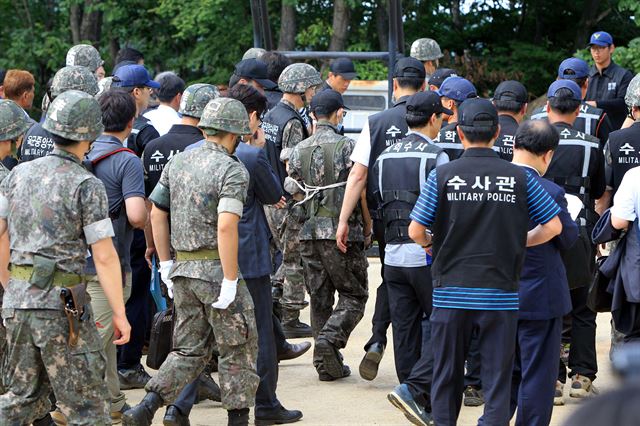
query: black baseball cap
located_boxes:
[330,57,358,80]
[234,59,277,90]
[393,57,426,80]
[493,80,528,103]
[458,98,499,130]
[310,89,349,115]
[428,68,457,88]
[406,91,453,119]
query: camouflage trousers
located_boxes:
[0,287,4,394]
[0,308,110,425]
[146,277,259,410]
[300,241,368,366]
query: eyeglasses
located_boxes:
[342,110,347,117]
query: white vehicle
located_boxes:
[342,80,389,139]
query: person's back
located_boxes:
[492,80,529,161]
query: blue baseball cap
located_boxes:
[547,80,582,101]
[589,31,613,47]
[558,58,590,79]
[112,65,160,89]
[437,76,477,102]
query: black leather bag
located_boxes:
[146,306,174,369]
[587,256,613,313]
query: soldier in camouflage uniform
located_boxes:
[66,43,106,81]
[124,97,259,426]
[262,63,324,338]
[285,89,368,381]
[410,38,444,81]
[0,90,131,425]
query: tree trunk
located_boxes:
[278,1,296,51]
[328,0,350,51]
[70,3,82,44]
[450,0,462,33]
[375,0,388,51]
[573,0,611,50]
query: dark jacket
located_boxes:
[586,61,634,130]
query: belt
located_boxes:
[175,249,220,261]
[10,264,84,287]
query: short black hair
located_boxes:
[227,83,267,117]
[561,69,588,88]
[99,89,137,132]
[261,51,292,84]
[406,112,441,128]
[459,124,498,143]
[494,99,525,114]
[549,88,581,114]
[51,133,79,146]
[395,76,424,91]
[514,120,560,155]
[155,72,185,102]
[116,47,144,65]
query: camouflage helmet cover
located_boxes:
[179,83,220,118]
[625,73,640,107]
[66,44,104,73]
[278,63,323,94]
[96,76,114,98]
[198,97,250,136]
[51,66,99,98]
[242,47,267,60]
[0,100,31,141]
[43,90,104,141]
[410,38,444,61]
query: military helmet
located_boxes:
[278,63,323,94]
[50,66,99,99]
[43,90,104,141]
[96,76,114,98]
[410,38,444,61]
[198,97,250,136]
[625,73,640,107]
[66,44,104,73]
[179,83,220,118]
[242,47,267,60]
[0,100,31,141]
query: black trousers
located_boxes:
[386,264,434,408]
[430,308,517,426]
[464,332,482,388]
[558,285,598,383]
[118,229,151,370]
[364,219,390,350]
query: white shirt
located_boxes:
[611,166,640,222]
[143,104,180,136]
[350,120,372,166]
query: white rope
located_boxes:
[287,177,347,207]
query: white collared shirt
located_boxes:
[143,104,180,136]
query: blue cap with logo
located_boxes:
[112,65,160,89]
[437,76,477,102]
[547,80,582,101]
[589,31,613,47]
[558,58,590,79]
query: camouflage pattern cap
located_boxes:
[410,38,444,61]
[242,47,267,60]
[43,90,104,141]
[179,83,220,118]
[625,73,640,107]
[0,100,31,141]
[198,97,250,136]
[66,44,104,73]
[96,76,114,98]
[278,63,323,94]
[51,66,99,98]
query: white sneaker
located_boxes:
[569,374,599,398]
[554,381,565,406]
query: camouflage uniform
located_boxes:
[287,120,368,372]
[0,91,112,425]
[66,44,104,73]
[145,99,259,410]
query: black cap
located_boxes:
[311,89,349,115]
[493,80,528,103]
[458,98,499,129]
[330,57,358,80]
[393,57,426,79]
[234,59,277,90]
[406,91,453,119]
[428,68,457,88]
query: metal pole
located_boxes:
[278,51,391,60]
[396,0,405,55]
[387,0,399,108]
[249,0,263,48]
[258,0,274,51]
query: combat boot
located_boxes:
[122,392,164,426]
[163,406,190,426]
[195,371,222,403]
[32,413,56,426]
[281,310,312,339]
[227,408,250,426]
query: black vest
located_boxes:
[366,96,410,211]
[434,121,464,161]
[493,114,519,161]
[127,116,155,157]
[532,102,607,142]
[605,122,640,193]
[431,148,530,291]
[262,101,309,189]
[373,133,443,244]
[20,123,54,162]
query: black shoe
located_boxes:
[32,413,56,426]
[196,372,222,403]
[123,392,164,426]
[359,342,384,381]
[278,341,311,362]
[463,386,484,407]
[119,364,152,390]
[314,339,344,379]
[163,406,190,426]
[282,320,312,339]
[318,364,351,382]
[228,408,250,426]
[255,406,303,425]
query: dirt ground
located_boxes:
[124,258,617,425]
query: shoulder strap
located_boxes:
[91,147,137,166]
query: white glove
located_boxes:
[159,260,175,299]
[212,278,238,309]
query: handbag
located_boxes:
[146,306,174,369]
[587,256,613,313]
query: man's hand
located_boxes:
[251,128,266,148]
[273,196,287,209]
[364,232,373,250]
[212,278,238,309]
[586,101,597,107]
[145,246,156,269]
[336,221,349,253]
[112,313,131,345]
[159,260,175,299]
